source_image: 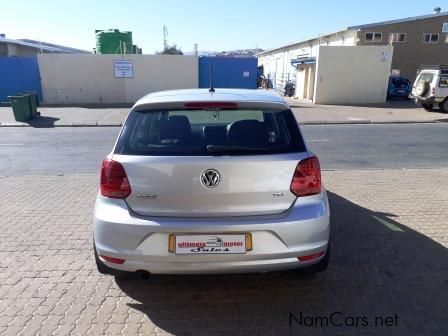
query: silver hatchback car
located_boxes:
[93,89,330,276]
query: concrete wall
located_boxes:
[313,46,393,105]
[37,54,198,104]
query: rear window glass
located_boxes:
[115,109,306,156]
[390,78,410,87]
[417,73,434,83]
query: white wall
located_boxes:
[257,30,356,89]
[313,46,393,104]
[37,54,198,104]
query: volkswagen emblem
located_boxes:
[201,169,221,188]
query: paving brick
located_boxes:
[52,324,75,336]
[0,171,446,335]
[3,326,25,336]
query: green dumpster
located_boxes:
[23,91,39,117]
[8,95,32,122]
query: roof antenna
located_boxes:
[209,64,215,93]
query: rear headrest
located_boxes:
[158,116,193,142]
[169,115,191,131]
[227,120,269,146]
[203,125,228,145]
[158,119,177,140]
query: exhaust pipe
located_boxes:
[136,270,150,280]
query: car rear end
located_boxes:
[93,90,330,275]
[388,76,411,99]
[411,69,439,109]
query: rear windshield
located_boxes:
[417,72,434,83]
[114,109,306,156]
[390,78,410,87]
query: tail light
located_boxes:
[298,251,325,262]
[100,255,125,264]
[290,156,322,197]
[100,159,131,199]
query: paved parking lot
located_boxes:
[0,169,447,335]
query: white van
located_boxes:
[411,65,448,112]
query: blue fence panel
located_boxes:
[199,57,257,89]
[0,57,42,103]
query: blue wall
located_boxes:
[0,57,42,103]
[199,57,257,89]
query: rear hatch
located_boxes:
[113,103,309,217]
[412,71,436,97]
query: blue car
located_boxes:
[387,76,411,99]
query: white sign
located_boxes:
[113,60,133,78]
[175,234,246,254]
[243,71,250,77]
[442,22,448,33]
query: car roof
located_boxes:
[132,89,289,111]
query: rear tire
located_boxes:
[94,242,130,277]
[438,99,448,112]
[422,103,433,112]
[301,245,330,274]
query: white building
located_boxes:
[258,10,448,104]
[257,30,358,100]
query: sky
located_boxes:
[0,0,441,53]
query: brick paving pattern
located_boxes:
[0,170,447,335]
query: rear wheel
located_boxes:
[438,99,448,112]
[422,103,433,112]
[94,242,130,277]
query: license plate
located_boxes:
[174,234,246,254]
[397,90,405,93]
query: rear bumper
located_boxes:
[389,90,410,97]
[410,95,440,104]
[102,256,323,274]
[93,192,330,274]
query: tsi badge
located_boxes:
[136,194,158,200]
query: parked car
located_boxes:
[387,76,411,99]
[93,89,330,277]
[410,65,448,111]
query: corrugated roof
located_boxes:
[256,29,348,56]
[19,39,91,54]
[0,37,91,54]
[348,11,448,30]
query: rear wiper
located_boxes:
[206,145,269,153]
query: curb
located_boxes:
[0,120,447,127]
[300,119,448,125]
[0,122,123,127]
